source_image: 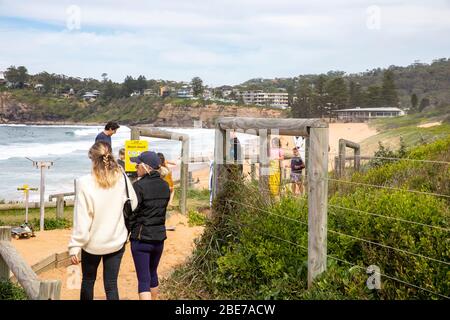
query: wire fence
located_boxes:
[186,150,449,299]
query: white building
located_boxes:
[177,87,194,99]
[240,90,289,109]
[83,92,97,100]
[336,107,405,121]
[0,71,5,84]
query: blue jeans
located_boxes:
[80,245,125,300]
[131,240,164,293]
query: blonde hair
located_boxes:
[88,141,121,189]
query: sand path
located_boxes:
[13,213,203,300]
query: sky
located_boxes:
[0,0,449,87]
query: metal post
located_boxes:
[39,164,45,231]
[25,190,29,224]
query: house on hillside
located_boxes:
[336,107,405,121]
[144,89,157,96]
[0,71,5,84]
[160,86,171,98]
[83,92,97,101]
[177,87,194,99]
[34,84,44,92]
[92,90,101,96]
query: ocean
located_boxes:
[0,125,211,201]
[0,124,260,202]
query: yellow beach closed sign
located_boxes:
[125,140,149,172]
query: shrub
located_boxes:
[187,210,206,227]
[0,281,27,300]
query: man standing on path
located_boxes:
[95,121,120,147]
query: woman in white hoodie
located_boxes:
[68,141,138,300]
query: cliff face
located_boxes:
[0,92,287,126]
[0,92,36,122]
[153,103,286,127]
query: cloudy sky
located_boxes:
[0,0,449,86]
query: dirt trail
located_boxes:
[14,213,203,300]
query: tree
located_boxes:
[381,70,399,107]
[364,85,383,108]
[292,80,313,118]
[349,81,363,107]
[16,66,29,84]
[122,76,137,96]
[136,75,148,93]
[191,77,204,97]
[410,93,418,112]
[5,66,29,87]
[324,77,348,115]
[101,73,108,82]
[419,97,430,112]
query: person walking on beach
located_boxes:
[68,141,138,300]
[95,121,120,147]
[288,147,305,195]
[128,151,170,300]
[268,137,285,197]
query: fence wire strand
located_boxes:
[327,178,450,199]
[222,199,449,300]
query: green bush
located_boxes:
[162,137,450,300]
[187,210,207,227]
[0,281,27,300]
[29,218,71,230]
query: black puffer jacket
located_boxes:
[129,171,170,242]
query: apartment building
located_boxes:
[240,90,289,109]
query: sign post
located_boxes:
[27,159,54,231]
[17,184,38,224]
[125,140,149,172]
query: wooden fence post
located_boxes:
[130,128,140,140]
[339,139,346,178]
[0,226,10,280]
[355,147,361,172]
[307,127,329,288]
[56,196,64,219]
[180,138,189,215]
[213,124,226,201]
[250,163,256,182]
[38,280,61,300]
[258,129,270,199]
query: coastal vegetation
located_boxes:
[161,122,450,299]
[2,58,450,124]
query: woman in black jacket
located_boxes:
[128,151,170,300]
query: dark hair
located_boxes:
[157,152,165,164]
[105,121,120,131]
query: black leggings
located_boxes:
[80,245,125,300]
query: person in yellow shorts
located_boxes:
[157,153,175,206]
[268,137,285,197]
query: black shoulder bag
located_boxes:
[123,173,133,233]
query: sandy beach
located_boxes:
[186,122,379,189]
[14,213,204,300]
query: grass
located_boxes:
[0,206,73,228]
[360,106,450,155]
